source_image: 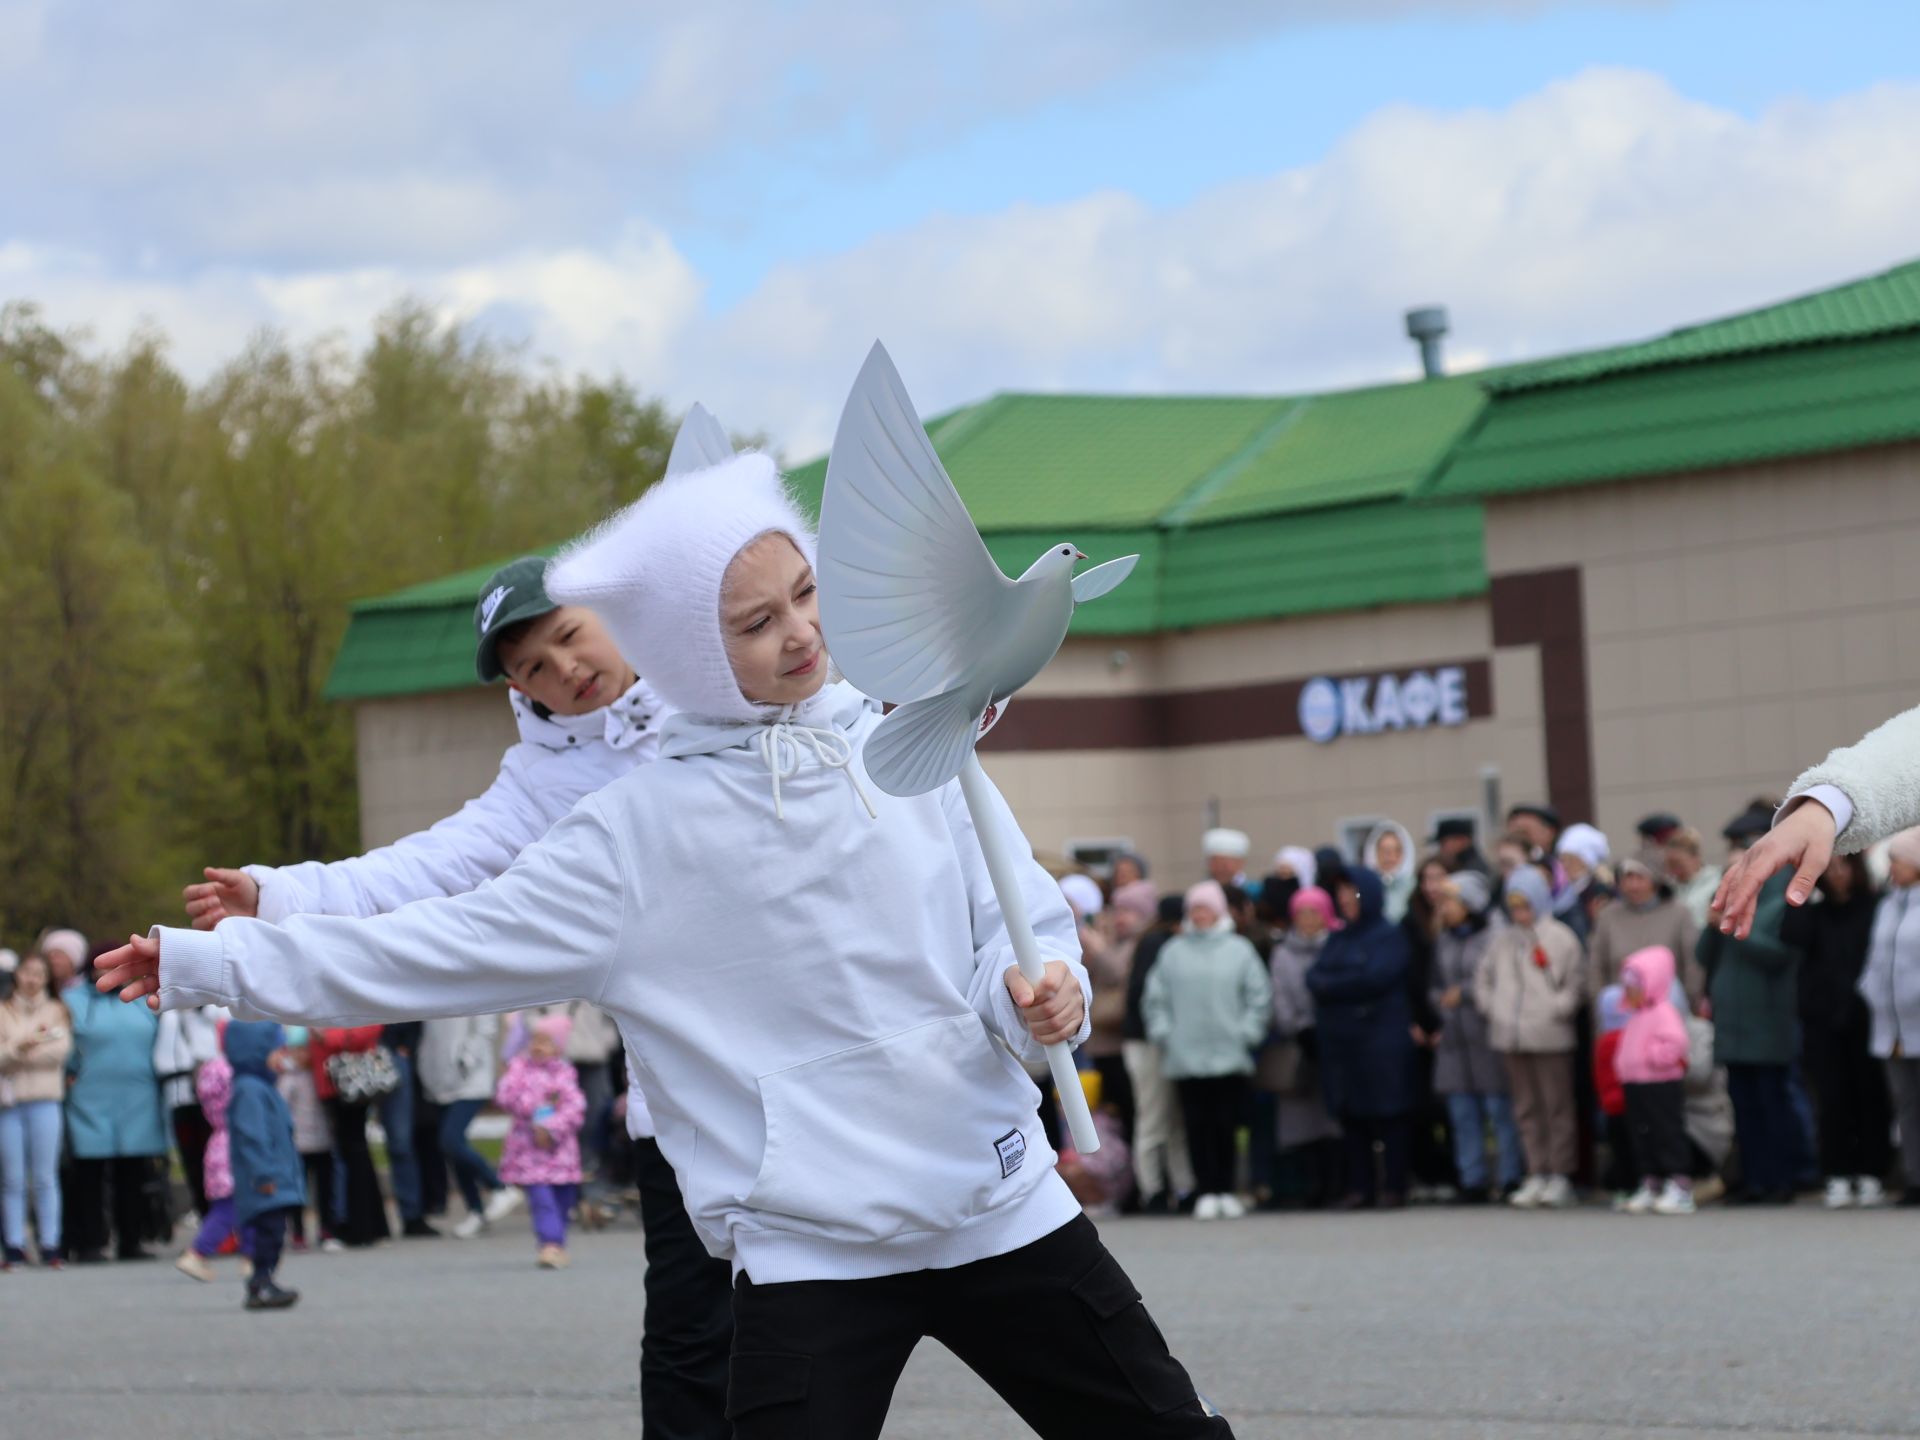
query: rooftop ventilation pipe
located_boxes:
[1405,306,1448,379]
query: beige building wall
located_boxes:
[351,597,1549,885]
[1484,440,1920,853]
[353,689,518,848]
[996,598,1548,884]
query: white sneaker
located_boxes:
[1856,1176,1889,1209]
[1509,1176,1546,1209]
[1194,1194,1223,1221]
[320,1237,346,1254]
[452,1212,487,1240]
[483,1187,524,1224]
[1623,1184,1658,1215]
[1540,1175,1575,1209]
[1653,1181,1696,1216]
[1217,1194,1247,1220]
[174,1250,214,1283]
[1824,1178,1855,1209]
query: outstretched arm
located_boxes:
[1716,705,1920,938]
[184,744,582,930]
[101,803,635,1027]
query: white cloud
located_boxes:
[679,68,1920,453]
[0,1,1640,267]
[6,68,1917,462]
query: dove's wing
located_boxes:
[818,341,1012,704]
[665,403,734,477]
[862,685,990,797]
[1071,554,1140,605]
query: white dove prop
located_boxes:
[817,340,1139,1155]
[665,402,735,477]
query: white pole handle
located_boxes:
[958,753,1100,1154]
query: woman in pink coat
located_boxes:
[1615,946,1694,1217]
[494,1013,587,1268]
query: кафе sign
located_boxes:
[976,658,1492,752]
[1297,665,1473,744]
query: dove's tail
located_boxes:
[863,686,987,798]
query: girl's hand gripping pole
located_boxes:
[958,753,1100,1154]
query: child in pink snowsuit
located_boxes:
[177,1050,238,1279]
[1616,946,1694,1216]
[494,1013,586,1268]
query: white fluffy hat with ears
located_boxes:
[545,452,817,725]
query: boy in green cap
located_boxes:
[183,510,734,1434]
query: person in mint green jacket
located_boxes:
[1144,881,1272,1220]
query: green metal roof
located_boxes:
[1177,375,1489,524]
[1490,257,1920,392]
[1422,261,1920,502]
[327,254,1920,702]
[332,377,1495,700]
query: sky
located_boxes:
[3,0,1918,456]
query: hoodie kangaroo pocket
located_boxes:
[744,1013,1039,1243]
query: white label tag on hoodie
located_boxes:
[994,1128,1027,1179]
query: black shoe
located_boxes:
[70,1248,109,1265]
[116,1248,157,1262]
[2,1245,26,1266]
[1138,1190,1171,1216]
[402,1218,442,1238]
[1454,1186,1491,1206]
[1898,1190,1920,1208]
[244,1280,301,1311]
[1763,1189,1796,1207]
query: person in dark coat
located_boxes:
[1782,853,1892,1207]
[1307,868,1415,1209]
[223,1022,306,1309]
[1432,818,1490,878]
[1697,869,1802,1204]
[1403,856,1459,1197]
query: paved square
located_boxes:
[8,1205,1918,1437]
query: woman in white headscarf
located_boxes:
[1363,822,1417,924]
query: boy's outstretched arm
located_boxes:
[180,747,582,929]
[103,802,635,1027]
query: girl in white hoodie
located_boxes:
[99,453,1231,1440]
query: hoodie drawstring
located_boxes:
[755,723,879,823]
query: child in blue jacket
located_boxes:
[223,1022,306,1310]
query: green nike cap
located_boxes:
[473,556,559,683]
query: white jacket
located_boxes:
[1787,703,1920,852]
[243,677,664,1133]
[152,1004,228,1111]
[417,1015,501,1105]
[156,684,1090,1284]
[1860,885,1920,1060]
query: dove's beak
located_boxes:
[1074,550,1088,561]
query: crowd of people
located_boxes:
[1057,799,1920,1220]
[7,793,1917,1293]
[0,937,632,1287]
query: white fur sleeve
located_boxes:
[1786,702,1920,851]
